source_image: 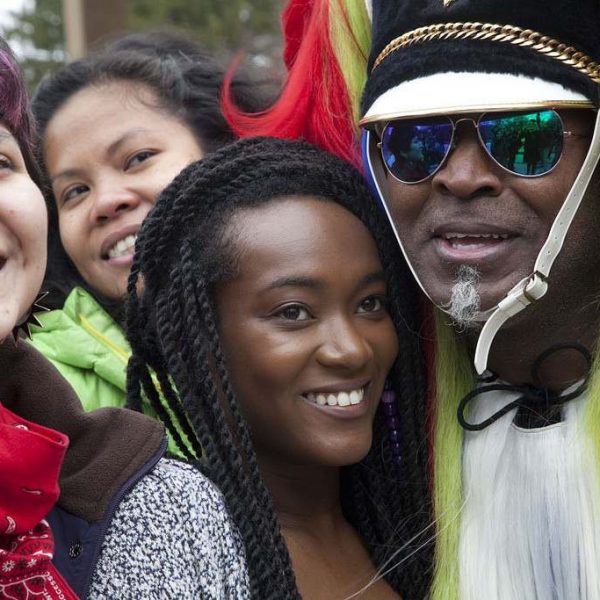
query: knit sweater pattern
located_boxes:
[88,459,250,599]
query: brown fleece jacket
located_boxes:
[0,338,165,523]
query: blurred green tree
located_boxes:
[129,0,282,55]
[2,0,283,91]
[2,0,65,92]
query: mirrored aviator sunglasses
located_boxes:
[378,109,571,184]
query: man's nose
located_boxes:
[432,122,503,199]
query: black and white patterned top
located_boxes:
[88,459,250,599]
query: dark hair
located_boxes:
[0,37,41,187]
[32,31,268,311]
[126,137,433,599]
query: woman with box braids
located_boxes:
[127,137,433,599]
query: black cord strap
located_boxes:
[458,343,592,432]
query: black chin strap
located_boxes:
[458,343,592,432]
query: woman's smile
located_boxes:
[300,380,371,418]
[216,196,398,467]
[0,126,47,341]
[100,224,140,265]
[45,81,204,299]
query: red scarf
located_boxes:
[0,402,78,600]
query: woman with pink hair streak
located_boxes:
[0,36,250,600]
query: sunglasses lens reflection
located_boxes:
[478,110,564,176]
[381,117,453,183]
[380,109,564,183]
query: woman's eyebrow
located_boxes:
[361,271,386,286]
[50,168,82,184]
[50,128,155,184]
[263,275,322,291]
[105,128,154,159]
[0,130,18,146]
[0,131,24,159]
[263,271,386,292]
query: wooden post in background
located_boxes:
[62,0,128,60]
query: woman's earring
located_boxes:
[381,380,402,466]
[12,292,50,343]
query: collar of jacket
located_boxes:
[0,338,165,523]
[31,286,130,391]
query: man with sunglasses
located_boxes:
[360,0,600,598]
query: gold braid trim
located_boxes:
[372,22,600,85]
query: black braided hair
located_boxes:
[126,137,433,599]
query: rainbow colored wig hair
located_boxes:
[222,0,371,168]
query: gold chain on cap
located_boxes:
[372,22,600,84]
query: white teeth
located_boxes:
[451,240,483,249]
[107,234,137,259]
[442,232,508,241]
[338,392,350,407]
[304,387,365,407]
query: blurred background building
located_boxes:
[0,0,285,90]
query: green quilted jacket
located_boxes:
[29,286,190,459]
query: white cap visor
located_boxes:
[360,72,593,125]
